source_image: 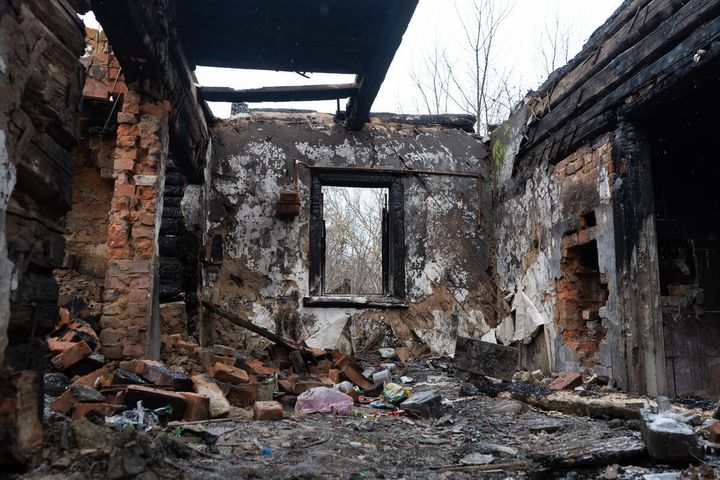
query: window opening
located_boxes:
[322,186,388,295]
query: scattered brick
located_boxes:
[191,374,231,418]
[179,392,210,421]
[222,382,258,407]
[47,338,77,355]
[134,360,193,391]
[51,340,92,371]
[253,401,283,420]
[209,362,250,385]
[548,372,583,390]
[328,369,341,384]
[710,422,720,453]
[123,385,186,420]
[342,366,371,390]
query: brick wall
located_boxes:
[100,90,169,359]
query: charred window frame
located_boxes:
[308,171,405,303]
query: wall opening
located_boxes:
[323,186,387,295]
[556,238,608,367]
[308,171,405,301]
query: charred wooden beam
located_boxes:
[346,0,418,130]
[90,0,209,183]
[199,83,358,103]
[370,113,476,132]
[201,301,304,352]
[521,0,720,159]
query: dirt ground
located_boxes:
[17,359,720,480]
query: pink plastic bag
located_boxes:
[294,387,354,415]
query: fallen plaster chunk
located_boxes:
[510,291,545,344]
[454,336,519,381]
[639,407,703,462]
[304,316,349,350]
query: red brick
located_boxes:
[179,392,210,421]
[332,354,352,370]
[122,343,145,358]
[123,385,186,420]
[50,389,77,415]
[115,183,136,196]
[278,379,293,393]
[47,338,77,355]
[342,366,371,390]
[72,403,118,420]
[244,359,279,376]
[73,366,114,389]
[209,362,249,385]
[709,423,720,453]
[548,371,583,390]
[253,401,283,421]
[291,378,325,395]
[191,374,231,418]
[223,382,258,407]
[328,369,341,384]
[51,341,92,371]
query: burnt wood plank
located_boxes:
[199,84,358,103]
[454,336,519,381]
[523,0,720,155]
[532,0,676,115]
[346,0,418,130]
[522,13,720,166]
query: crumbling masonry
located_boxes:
[1,0,720,473]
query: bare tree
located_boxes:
[410,41,452,115]
[410,0,522,135]
[323,187,386,295]
[536,13,574,79]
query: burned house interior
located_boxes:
[1,0,720,478]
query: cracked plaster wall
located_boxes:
[493,130,621,378]
[202,112,493,355]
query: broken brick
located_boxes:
[222,382,258,407]
[342,366,371,390]
[179,392,210,421]
[47,338,77,355]
[135,360,193,391]
[123,385,186,420]
[710,422,720,453]
[191,374,231,418]
[253,400,283,420]
[243,359,279,376]
[51,340,92,371]
[548,372,583,390]
[328,369,341,384]
[209,362,250,385]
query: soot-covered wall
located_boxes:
[203,112,493,355]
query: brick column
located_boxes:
[100,89,170,359]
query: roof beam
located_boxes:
[199,83,358,103]
[346,0,418,130]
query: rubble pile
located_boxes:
[45,306,445,427]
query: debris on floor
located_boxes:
[16,305,720,479]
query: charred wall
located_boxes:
[203,112,493,355]
[0,0,86,368]
[493,132,619,378]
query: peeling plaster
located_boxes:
[203,112,492,355]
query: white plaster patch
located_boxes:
[181,184,202,229]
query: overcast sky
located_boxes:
[83,0,623,118]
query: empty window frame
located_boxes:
[309,171,405,299]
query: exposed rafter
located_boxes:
[346,0,418,130]
[199,83,358,103]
